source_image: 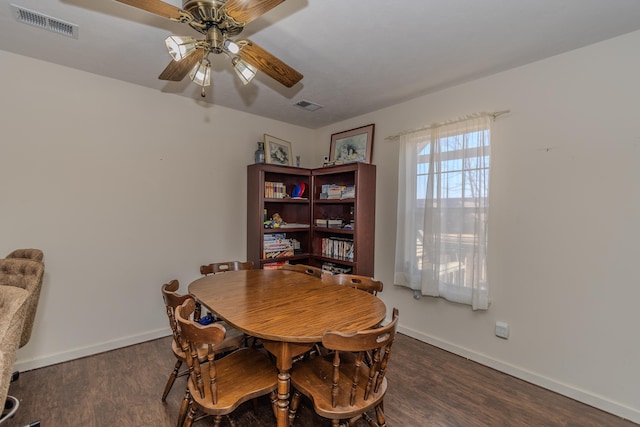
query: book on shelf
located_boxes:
[264,181,286,199]
[278,223,310,229]
[263,234,301,258]
[321,262,352,275]
[264,261,286,270]
[320,237,354,261]
[340,185,355,199]
[265,249,294,259]
[320,184,344,199]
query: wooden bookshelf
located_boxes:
[247,164,312,269]
[247,162,376,276]
[311,163,376,276]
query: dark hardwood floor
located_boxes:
[6,334,637,427]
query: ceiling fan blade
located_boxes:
[238,40,302,88]
[116,0,187,21]
[158,50,205,81]
[223,0,285,25]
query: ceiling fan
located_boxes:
[116,0,303,96]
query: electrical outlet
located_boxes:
[495,321,509,339]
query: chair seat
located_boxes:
[291,354,387,420]
[187,347,277,415]
[171,321,245,359]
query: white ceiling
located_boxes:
[2,0,640,129]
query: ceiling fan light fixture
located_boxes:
[165,35,197,61]
[189,57,212,87]
[223,39,240,54]
[232,57,257,85]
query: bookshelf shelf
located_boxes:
[312,227,354,236]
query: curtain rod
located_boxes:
[384,109,510,141]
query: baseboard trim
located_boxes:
[398,325,640,425]
[13,325,640,424]
[14,328,171,372]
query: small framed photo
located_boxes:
[329,124,375,164]
[264,134,293,166]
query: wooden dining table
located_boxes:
[188,268,387,427]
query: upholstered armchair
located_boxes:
[0,259,45,348]
[5,249,44,263]
[0,286,29,424]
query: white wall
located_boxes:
[3,28,640,423]
[0,50,314,369]
[312,30,640,422]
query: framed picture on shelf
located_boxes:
[329,124,375,164]
[264,134,293,166]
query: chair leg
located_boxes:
[212,415,223,427]
[177,389,191,427]
[288,390,301,426]
[270,390,278,419]
[183,404,198,427]
[375,403,386,427]
[361,404,386,427]
[162,359,183,401]
[361,411,377,427]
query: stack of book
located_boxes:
[263,234,294,259]
[319,184,356,200]
[315,219,343,228]
[264,181,286,199]
[319,184,345,199]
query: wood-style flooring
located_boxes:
[6,334,637,427]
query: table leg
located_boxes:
[262,340,313,427]
[276,370,291,426]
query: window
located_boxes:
[394,114,491,310]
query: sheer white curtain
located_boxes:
[394,114,491,310]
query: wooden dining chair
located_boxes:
[288,308,399,427]
[321,273,383,295]
[199,261,253,276]
[160,280,245,402]
[279,263,323,278]
[198,260,254,325]
[175,298,278,427]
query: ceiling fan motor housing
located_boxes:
[183,0,244,36]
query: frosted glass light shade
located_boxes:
[232,57,257,85]
[189,57,212,86]
[223,39,240,54]
[165,35,197,61]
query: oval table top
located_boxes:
[188,269,387,343]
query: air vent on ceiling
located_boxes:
[11,4,78,39]
[294,100,323,112]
